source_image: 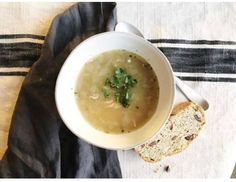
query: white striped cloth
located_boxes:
[0,2,235,178]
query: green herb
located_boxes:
[102,88,110,98]
[103,67,137,108]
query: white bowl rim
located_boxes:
[55,31,176,150]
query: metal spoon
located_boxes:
[115,22,209,110]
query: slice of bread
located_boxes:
[134,102,205,162]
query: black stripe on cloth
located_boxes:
[1,43,236,74]
[0,42,42,67]
[178,76,236,82]
[159,47,236,74]
[0,34,45,40]
[149,39,236,45]
[0,71,28,76]
[0,41,236,83]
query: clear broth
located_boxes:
[75,50,159,134]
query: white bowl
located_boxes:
[55,32,175,150]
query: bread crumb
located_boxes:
[153,168,159,173]
[164,165,170,172]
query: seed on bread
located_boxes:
[149,141,157,147]
[140,144,145,148]
[171,136,177,140]
[194,114,201,122]
[185,134,196,141]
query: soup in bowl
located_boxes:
[76,50,159,134]
[55,32,175,150]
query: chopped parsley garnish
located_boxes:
[103,67,137,108]
[102,88,110,98]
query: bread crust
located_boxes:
[171,102,191,115]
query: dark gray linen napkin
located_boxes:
[0,2,122,178]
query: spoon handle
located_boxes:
[115,22,144,38]
[175,76,209,110]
